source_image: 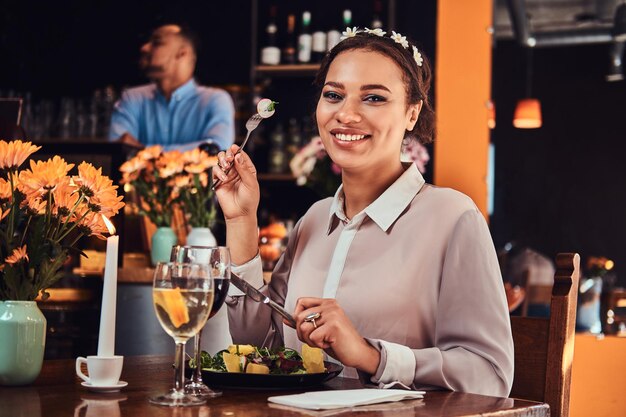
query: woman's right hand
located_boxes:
[214,145,260,221]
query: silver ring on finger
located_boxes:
[304,312,321,329]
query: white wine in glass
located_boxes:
[150,262,214,407]
[170,245,231,398]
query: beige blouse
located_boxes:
[226,163,514,397]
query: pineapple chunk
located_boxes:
[245,363,270,374]
[154,288,189,328]
[302,344,326,374]
[227,344,256,356]
[222,352,242,373]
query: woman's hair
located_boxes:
[314,32,435,144]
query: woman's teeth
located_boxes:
[335,133,367,141]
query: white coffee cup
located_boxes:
[75,356,123,386]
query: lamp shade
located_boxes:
[513,98,542,129]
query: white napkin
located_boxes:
[267,389,425,410]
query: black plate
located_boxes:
[186,362,343,390]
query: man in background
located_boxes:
[109,24,234,152]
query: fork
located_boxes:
[212,113,264,190]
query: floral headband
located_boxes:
[340,27,424,67]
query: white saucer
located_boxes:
[81,381,128,392]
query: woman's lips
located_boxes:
[330,129,371,142]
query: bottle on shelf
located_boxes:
[327,9,352,52]
[268,123,287,173]
[286,118,302,162]
[371,0,384,29]
[260,5,281,65]
[311,19,327,63]
[297,11,312,63]
[282,14,297,65]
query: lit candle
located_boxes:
[97,215,119,357]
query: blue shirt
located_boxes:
[108,79,235,151]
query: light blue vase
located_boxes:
[151,226,178,266]
[0,301,47,386]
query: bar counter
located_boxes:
[0,356,548,417]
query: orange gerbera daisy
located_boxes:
[18,156,74,199]
[137,145,163,161]
[182,148,205,165]
[21,195,46,214]
[0,207,10,221]
[119,157,147,183]
[52,179,79,216]
[5,245,29,265]
[0,140,41,170]
[73,207,108,239]
[0,178,12,200]
[73,162,125,217]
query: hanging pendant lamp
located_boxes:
[514,47,542,129]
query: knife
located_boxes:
[230,272,296,327]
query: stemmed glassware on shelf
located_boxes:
[150,262,214,407]
[170,245,231,398]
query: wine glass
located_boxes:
[170,245,231,398]
[150,262,214,407]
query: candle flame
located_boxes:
[102,215,116,235]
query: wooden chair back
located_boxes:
[510,252,580,417]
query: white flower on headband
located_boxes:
[390,31,409,49]
[412,45,423,67]
[364,27,386,37]
[340,27,359,40]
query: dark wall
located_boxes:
[0,0,252,97]
[491,40,626,284]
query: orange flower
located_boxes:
[18,156,74,199]
[21,195,46,214]
[5,245,29,264]
[182,148,206,165]
[0,207,10,221]
[0,140,41,170]
[52,179,78,216]
[73,162,125,217]
[0,178,12,200]
[137,145,163,161]
[173,175,191,188]
[119,157,147,183]
[73,207,108,239]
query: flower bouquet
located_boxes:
[120,146,218,229]
[0,140,124,301]
[174,148,218,229]
[119,146,178,228]
[289,137,341,199]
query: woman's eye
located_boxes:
[323,91,342,101]
[364,95,386,103]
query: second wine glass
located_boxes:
[171,245,231,398]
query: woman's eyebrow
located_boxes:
[323,81,344,89]
[361,84,391,92]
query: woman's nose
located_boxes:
[335,100,361,124]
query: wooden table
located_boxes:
[0,356,549,417]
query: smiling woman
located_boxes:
[214,29,513,397]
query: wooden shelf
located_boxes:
[254,64,320,77]
[257,172,295,182]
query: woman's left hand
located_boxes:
[294,297,381,375]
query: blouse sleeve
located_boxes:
[366,209,514,397]
[225,218,303,349]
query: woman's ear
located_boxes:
[406,100,423,131]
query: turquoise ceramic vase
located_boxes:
[151,226,178,266]
[0,301,47,385]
